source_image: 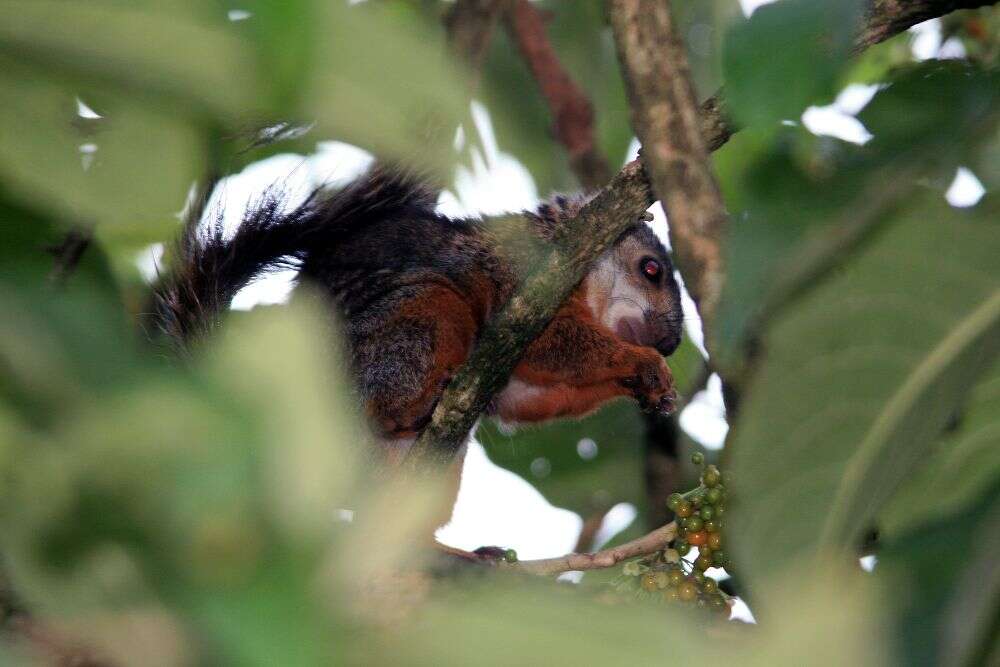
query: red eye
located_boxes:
[642,258,661,281]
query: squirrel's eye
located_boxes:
[641,258,661,282]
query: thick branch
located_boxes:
[409,0,986,465]
[504,1,612,189]
[508,521,677,576]
[610,0,729,342]
[856,0,996,52]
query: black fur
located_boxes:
[150,166,440,345]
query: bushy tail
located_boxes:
[148,165,437,347]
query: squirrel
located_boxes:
[151,165,684,463]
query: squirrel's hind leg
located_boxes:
[350,285,477,441]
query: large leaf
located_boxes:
[369,560,887,666]
[878,358,1000,538]
[0,58,203,229]
[727,194,1000,591]
[0,1,256,119]
[876,480,1000,667]
[478,401,647,517]
[0,295,362,663]
[713,62,1000,369]
[305,1,467,177]
[722,0,862,128]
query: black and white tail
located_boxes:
[148,165,437,347]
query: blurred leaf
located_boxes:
[306,1,467,176]
[478,400,646,515]
[0,59,202,229]
[0,292,364,663]
[876,480,1000,667]
[713,62,1000,368]
[367,559,886,666]
[856,61,999,160]
[879,359,1000,538]
[208,293,368,545]
[0,1,256,119]
[722,0,863,128]
[478,26,567,192]
[477,1,632,192]
[727,194,1000,592]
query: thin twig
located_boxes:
[508,521,677,576]
[46,225,93,287]
[503,0,612,189]
[445,0,510,80]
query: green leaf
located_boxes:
[305,1,467,176]
[713,62,1000,369]
[478,400,647,516]
[0,1,256,119]
[727,194,1000,591]
[722,0,862,128]
[876,480,1000,667]
[879,358,1000,538]
[0,59,203,228]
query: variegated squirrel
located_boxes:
[152,165,684,463]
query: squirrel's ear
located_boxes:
[530,193,590,239]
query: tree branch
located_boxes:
[46,225,93,287]
[503,0,612,189]
[609,0,730,344]
[408,0,987,466]
[444,0,510,77]
[508,521,677,576]
[856,0,997,52]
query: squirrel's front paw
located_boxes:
[622,356,677,414]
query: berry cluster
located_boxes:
[615,452,731,616]
[668,452,729,572]
[621,559,729,615]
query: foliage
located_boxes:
[0,1,998,665]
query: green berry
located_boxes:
[691,452,704,466]
[707,532,723,550]
[695,554,713,571]
[683,516,704,532]
[678,581,698,601]
[710,594,728,614]
[704,519,720,533]
[675,501,693,518]
[504,549,518,563]
[713,504,726,518]
[703,578,718,594]
[666,493,684,511]
[667,569,685,586]
[699,506,714,521]
[641,572,658,592]
[712,550,728,567]
[692,571,706,585]
[703,465,721,488]
[705,488,723,505]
